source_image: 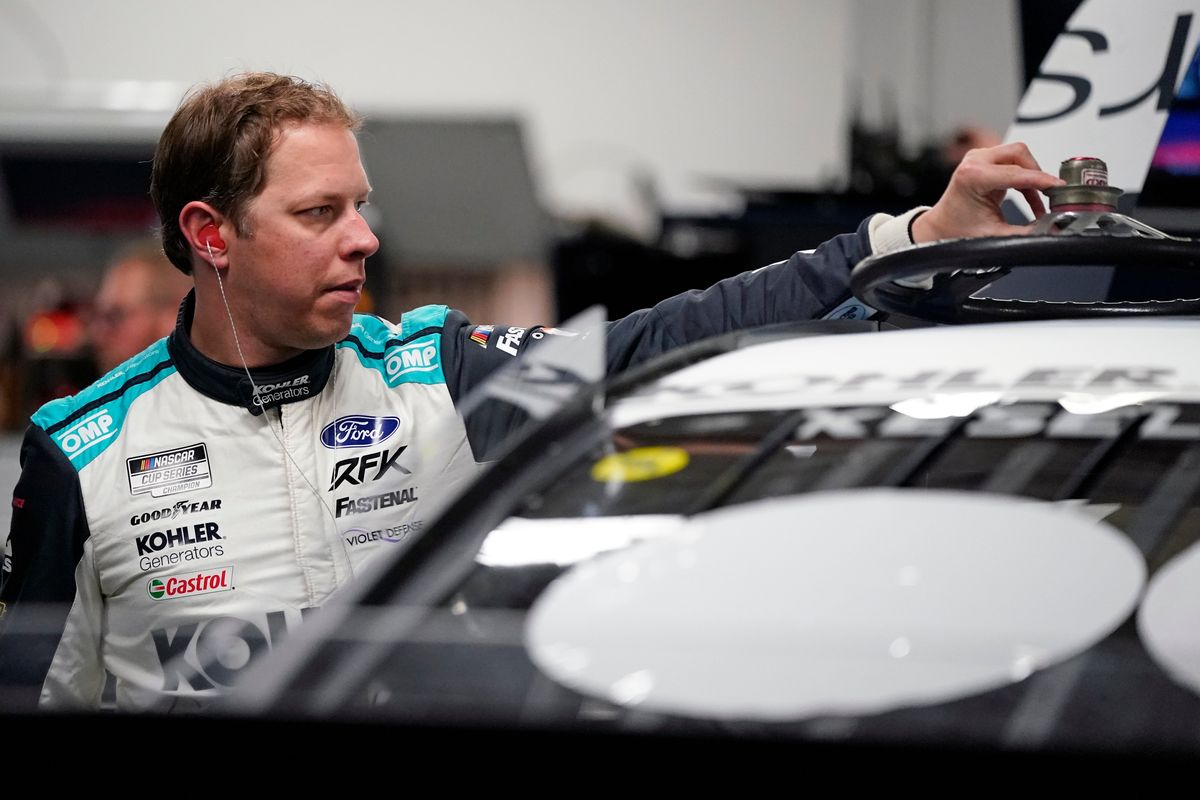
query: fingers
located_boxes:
[953,142,1063,224]
[961,140,1044,172]
[1020,187,1048,218]
[917,141,1065,241]
[957,161,1064,193]
[958,143,1065,202]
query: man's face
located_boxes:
[224,121,379,359]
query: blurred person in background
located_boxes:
[89,240,193,374]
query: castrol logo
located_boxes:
[147,566,233,600]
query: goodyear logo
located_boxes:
[56,409,117,460]
[147,566,232,600]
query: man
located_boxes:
[0,73,1062,712]
[90,241,194,373]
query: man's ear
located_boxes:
[180,202,228,269]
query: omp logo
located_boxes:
[385,341,438,378]
[57,409,116,459]
[320,415,400,449]
[147,566,232,600]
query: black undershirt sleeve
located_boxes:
[0,424,92,710]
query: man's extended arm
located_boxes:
[602,219,876,374]
[436,144,1065,449]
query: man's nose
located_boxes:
[345,209,380,260]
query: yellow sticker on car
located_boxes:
[591,447,690,483]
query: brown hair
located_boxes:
[151,72,361,274]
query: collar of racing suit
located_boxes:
[166,290,334,416]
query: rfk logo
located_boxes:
[328,446,410,491]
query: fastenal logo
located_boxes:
[320,415,400,449]
[57,409,117,460]
[495,326,528,356]
[147,566,232,600]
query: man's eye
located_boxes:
[303,206,332,218]
[355,200,369,212]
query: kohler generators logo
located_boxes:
[252,375,311,407]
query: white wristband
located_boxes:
[867,206,931,256]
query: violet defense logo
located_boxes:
[320,415,401,449]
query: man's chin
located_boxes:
[304,314,355,349]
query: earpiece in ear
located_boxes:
[200,223,226,250]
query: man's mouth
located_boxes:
[325,280,364,302]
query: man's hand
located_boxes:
[911,142,1065,243]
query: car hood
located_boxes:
[613,317,1200,426]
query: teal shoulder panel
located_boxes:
[344,313,402,352]
[31,339,176,472]
[400,304,450,339]
[338,307,449,387]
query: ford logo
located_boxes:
[320,415,401,449]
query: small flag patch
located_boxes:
[470,325,494,348]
